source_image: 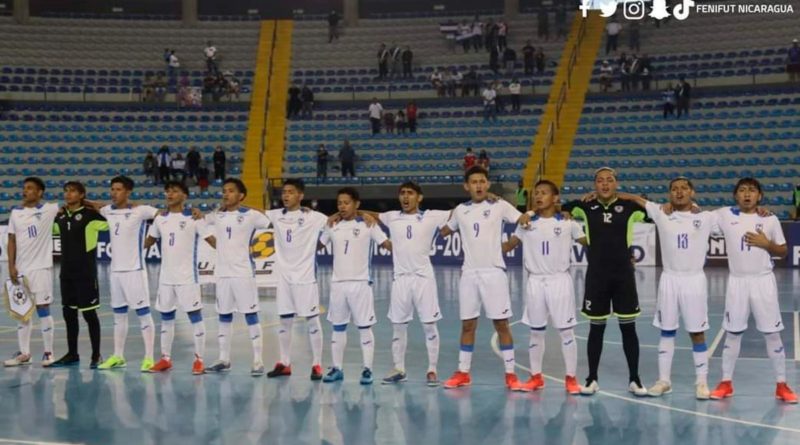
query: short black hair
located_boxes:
[398,181,422,195]
[733,177,763,196]
[23,177,45,192]
[164,180,189,195]
[223,178,247,197]
[63,181,86,195]
[337,187,360,202]
[464,165,489,182]
[669,176,694,190]
[283,178,306,193]
[534,180,559,195]
[110,175,134,191]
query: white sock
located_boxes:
[331,328,347,369]
[40,315,54,354]
[139,313,155,361]
[500,344,516,373]
[218,321,233,362]
[391,323,408,372]
[528,329,546,375]
[764,332,787,383]
[721,331,742,381]
[113,312,129,358]
[248,323,263,363]
[458,345,473,373]
[308,316,323,367]
[559,328,578,377]
[692,342,708,384]
[160,319,175,359]
[359,328,375,370]
[278,316,293,365]
[658,333,676,383]
[192,320,206,359]
[17,320,32,355]
[422,323,440,373]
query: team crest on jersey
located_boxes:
[74,213,82,221]
[755,223,763,232]
[614,205,623,213]
[353,228,361,237]
[482,209,491,218]
[124,213,131,219]
[553,227,562,236]
[236,215,245,224]
[297,217,305,226]
[179,221,187,230]
[33,212,42,220]
[693,219,702,229]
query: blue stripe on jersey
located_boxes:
[367,235,374,284]
[249,228,256,276]
[193,233,199,283]
[138,221,146,269]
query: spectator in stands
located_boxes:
[471,18,483,51]
[448,68,462,97]
[395,110,407,134]
[484,18,497,51]
[535,47,546,75]
[431,68,445,97]
[213,146,226,181]
[186,146,201,181]
[316,144,329,178]
[339,139,356,177]
[605,17,622,55]
[509,78,522,112]
[202,73,215,99]
[675,75,691,118]
[143,152,157,184]
[154,74,167,102]
[620,58,632,92]
[226,75,241,100]
[555,5,567,40]
[537,8,549,41]
[168,50,180,78]
[197,158,210,192]
[157,145,171,184]
[523,40,535,75]
[390,43,402,78]
[406,101,418,133]
[142,75,155,102]
[478,150,490,171]
[163,48,171,67]
[629,55,641,91]
[378,44,389,79]
[213,73,227,102]
[489,45,500,74]
[368,97,383,134]
[287,85,302,118]
[459,21,472,53]
[492,80,505,113]
[441,70,452,97]
[628,21,641,53]
[787,39,800,82]
[482,84,497,122]
[463,68,479,96]
[171,153,187,182]
[204,41,218,75]
[383,111,395,134]
[662,83,676,119]
[328,9,340,43]
[515,181,528,212]
[301,85,314,119]
[463,147,476,170]
[599,60,614,92]
[402,46,413,78]
[503,46,517,75]
[640,66,652,91]
[497,19,508,51]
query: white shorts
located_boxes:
[276,276,321,318]
[327,281,376,327]
[522,272,577,330]
[156,284,202,314]
[458,268,513,320]
[723,273,784,333]
[652,272,709,333]
[388,275,443,324]
[216,276,259,315]
[23,268,53,306]
[110,269,150,310]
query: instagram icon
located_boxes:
[623,0,646,19]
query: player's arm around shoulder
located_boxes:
[570,220,588,246]
[439,207,459,237]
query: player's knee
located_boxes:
[219,313,233,323]
[187,310,203,324]
[461,319,478,333]
[113,306,129,314]
[558,328,574,339]
[333,324,347,332]
[244,312,259,326]
[36,306,51,318]
[660,329,677,338]
[135,307,151,317]
[160,310,177,321]
[689,332,705,342]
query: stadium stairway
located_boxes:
[523,12,604,189]
[242,21,275,209]
[264,20,293,184]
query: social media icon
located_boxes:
[649,0,670,19]
[598,0,619,17]
[579,0,592,17]
[623,0,646,19]
[673,0,695,20]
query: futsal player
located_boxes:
[264,178,327,380]
[143,181,208,375]
[357,182,449,386]
[319,187,391,385]
[94,176,159,372]
[3,178,59,367]
[49,181,108,368]
[707,178,797,403]
[502,180,586,394]
[202,178,271,376]
[562,167,648,396]
[440,166,530,391]
[614,178,716,399]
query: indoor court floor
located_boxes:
[0,263,798,445]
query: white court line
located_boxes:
[707,327,726,358]
[573,334,694,350]
[490,320,800,435]
[793,311,799,362]
[0,439,83,445]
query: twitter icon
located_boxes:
[598,0,620,17]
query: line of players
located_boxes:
[2,166,797,403]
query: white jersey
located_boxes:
[714,207,785,277]
[379,209,450,278]
[320,218,388,282]
[148,209,207,285]
[514,214,584,275]
[7,202,59,273]
[266,208,327,284]
[100,204,159,272]
[204,207,270,278]
[646,201,717,275]
[445,200,521,271]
